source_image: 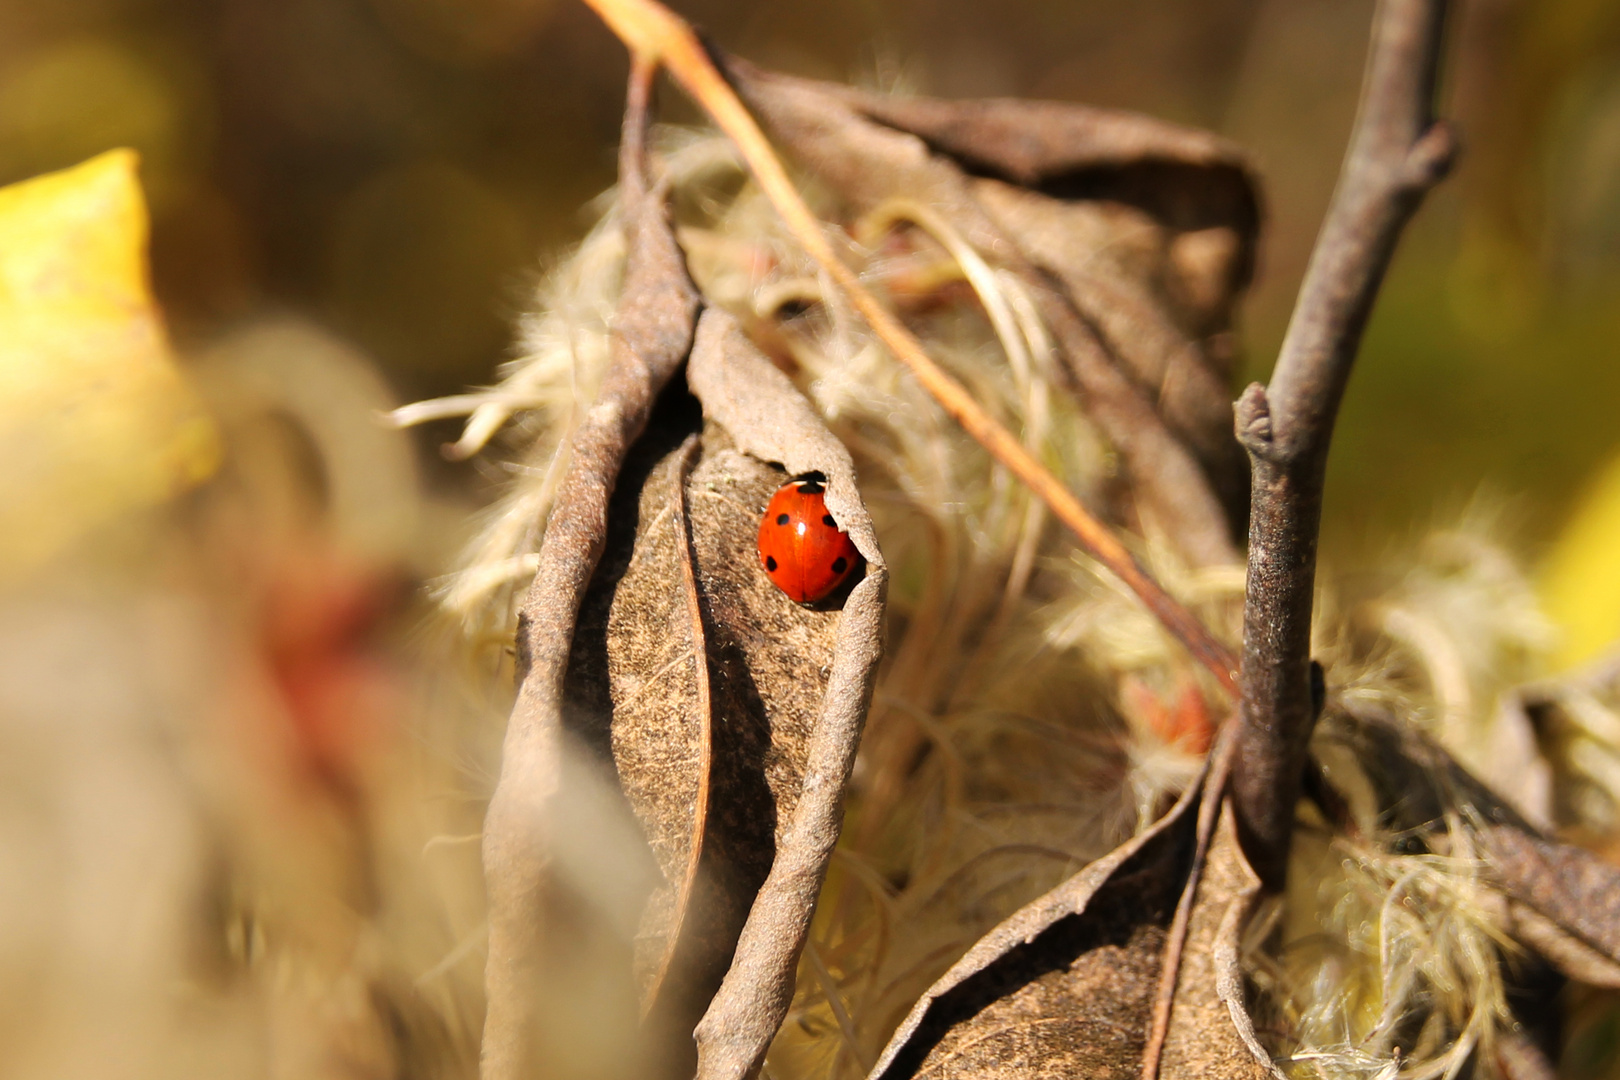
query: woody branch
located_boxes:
[1232,0,1458,889]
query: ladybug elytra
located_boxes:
[757,477,862,605]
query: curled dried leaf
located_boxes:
[825,90,1256,187]
[867,753,1274,1080]
[1159,808,1281,1080]
[685,309,888,1080]
[565,392,847,1059]
[1336,708,1620,988]
[839,84,1261,506]
[870,790,1194,1079]
[550,306,887,1077]
[1479,826,1620,975]
[720,56,1255,562]
[565,429,712,1023]
[1502,900,1620,990]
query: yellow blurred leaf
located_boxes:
[1540,450,1620,669]
[0,149,219,577]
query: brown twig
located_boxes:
[577,0,1240,695]
[1232,0,1458,890]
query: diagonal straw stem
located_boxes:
[580,0,1240,695]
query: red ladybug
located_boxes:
[757,477,861,604]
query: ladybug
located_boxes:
[757,477,861,605]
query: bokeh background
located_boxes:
[0,0,1615,563]
[1,4,1619,1078]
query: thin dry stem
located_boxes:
[578,0,1239,696]
[1233,0,1458,888]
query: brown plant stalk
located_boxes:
[1231,0,1458,890]
[1139,0,1459,1068]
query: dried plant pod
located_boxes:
[719,56,1256,561]
[866,751,1274,1080]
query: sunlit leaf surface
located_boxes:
[0,149,219,576]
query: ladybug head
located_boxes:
[792,473,827,496]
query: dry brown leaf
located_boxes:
[821,90,1254,187]
[834,85,1260,524]
[869,791,1194,1079]
[965,180,1250,523]
[1501,900,1620,990]
[865,756,1275,1080]
[548,301,888,1077]
[1159,807,1281,1080]
[1479,826,1620,976]
[562,424,719,1036]
[720,56,1256,562]
[487,275,885,1080]
[1337,708,1620,990]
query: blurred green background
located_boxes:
[0,0,1616,565]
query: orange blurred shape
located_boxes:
[1121,672,1214,754]
[259,551,404,792]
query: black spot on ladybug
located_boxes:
[776,513,790,526]
[831,556,848,574]
[797,479,825,495]
[822,514,836,527]
[765,555,778,572]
